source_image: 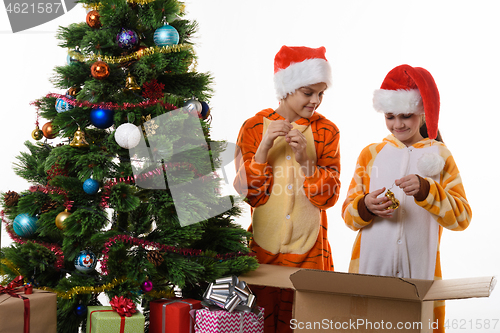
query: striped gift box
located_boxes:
[194,307,264,333]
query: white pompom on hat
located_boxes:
[373,64,440,140]
[273,46,332,101]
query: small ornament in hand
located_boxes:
[385,189,399,210]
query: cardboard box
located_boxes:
[0,288,57,333]
[240,264,496,332]
[149,298,202,333]
[86,306,145,333]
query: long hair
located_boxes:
[420,119,443,143]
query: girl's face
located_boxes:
[280,82,327,122]
[385,113,424,146]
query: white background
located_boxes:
[1,1,499,331]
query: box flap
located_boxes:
[240,264,301,290]
[423,276,496,301]
[290,269,433,301]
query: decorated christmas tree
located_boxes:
[0,0,258,332]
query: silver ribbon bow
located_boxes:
[202,275,259,315]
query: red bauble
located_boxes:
[86,10,101,29]
[91,61,110,80]
[42,122,57,139]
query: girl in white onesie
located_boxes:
[342,64,471,333]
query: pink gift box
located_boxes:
[194,307,264,333]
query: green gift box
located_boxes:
[86,306,145,333]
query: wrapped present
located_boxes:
[195,276,264,333]
[194,306,264,333]
[0,276,57,333]
[149,298,202,333]
[86,298,145,333]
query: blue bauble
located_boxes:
[74,250,97,273]
[90,108,114,129]
[116,28,139,49]
[75,304,87,316]
[55,98,74,113]
[200,101,210,119]
[83,178,99,195]
[13,213,38,238]
[67,49,81,65]
[153,24,179,47]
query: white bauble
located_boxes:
[114,123,142,149]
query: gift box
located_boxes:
[86,306,145,333]
[149,298,202,333]
[194,307,264,333]
[0,286,57,333]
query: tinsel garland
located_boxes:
[34,93,177,112]
[68,44,192,65]
[38,277,126,299]
[100,163,206,208]
[83,1,185,10]
[0,259,24,284]
[100,234,253,275]
[29,185,73,211]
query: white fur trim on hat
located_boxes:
[373,89,424,115]
[274,58,332,100]
[417,153,445,177]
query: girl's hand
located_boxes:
[286,129,316,176]
[395,175,420,196]
[365,187,394,218]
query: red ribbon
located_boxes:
[0,276,30,333]
[89,310,126,333]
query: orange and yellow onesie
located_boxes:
[342,135,471,333]
[234,108,341,332]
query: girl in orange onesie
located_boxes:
[234,45,341,332]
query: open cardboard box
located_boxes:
[240,264,496,332]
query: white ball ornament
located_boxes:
[114,123,142,149]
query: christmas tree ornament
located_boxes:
[31,125,44,140]
[141,280,153,293]
[153,23,179,47]
[124,73,141,92]
[13,213,38,238]
[66,86,81,98]
[114,123,142,149]
[67,48,81,65]
[147,249,164,266]
[42,122,57,139]
[74,249,97,273]
[75,304,87,317]
[200,101,211,119]
[90,61,110,80]
[116,28,139,50]
[83,178,99,195]
[70,127,90,148]
[136,45,148,59]
[142,79,164,100]
[86,10,101,29]
[55,97,74,113]
[183,97,202,113]
[90,108,114,129]
[385,189,400,210]
[55,209,71,230]
[3,190,20,207]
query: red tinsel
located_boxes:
[31,93,177,112]
[142,79,165,100]
[110,295,137,317]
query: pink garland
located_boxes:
[1,212,65,270]
[29,185,73,210]
[100,234,252,275]
[33,93,177,111]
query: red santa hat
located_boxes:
[373,64,440,140]
[273,46,332,100]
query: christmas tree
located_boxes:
[0,0,258,332]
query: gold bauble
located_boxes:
[385,189,400,210]
[31,126,44,140]
[55,209,71,230]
